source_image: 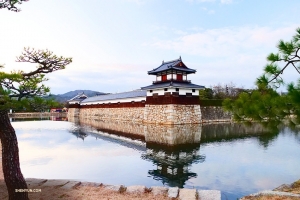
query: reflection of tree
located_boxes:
[201,123,281,149]
[142,143,205,188]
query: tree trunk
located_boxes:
[0,110,28,200]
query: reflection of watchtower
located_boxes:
[142,144,205,188]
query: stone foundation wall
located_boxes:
[68,108,80,118]
[144,104,201,124]
[200,106,232,123]
[79,107,145,122]
[68,105,231,124]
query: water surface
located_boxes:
[11,118,300,199]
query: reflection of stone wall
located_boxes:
[78,117,145,139]
[71,117,202,145]
[144,104,201,124]
[145,124,201,145]
[67,115,80,124]
[201,106,232,123]
[79,107,145,122]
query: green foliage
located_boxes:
[257,27,300,89]
[199,88,213,99]
[225,27,300,123]
[199,99,223,106]
[15,97,63,112]
[223,89,291,122]
[0,48,72,110]
[0,0,28,12]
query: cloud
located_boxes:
[201,7,215,14]
[150,25,298,57]
[146,25,299,89]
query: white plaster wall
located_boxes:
[81,97,146,105]
[147,88,199,96]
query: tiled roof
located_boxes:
[68,93,88,102]
[148,58,196,75]
[81,90,146,103]
[141,82,205,90]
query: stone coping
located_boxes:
[24,178,221,200]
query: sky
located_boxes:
[0,0,299,95]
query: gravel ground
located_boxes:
[241,180,300,200]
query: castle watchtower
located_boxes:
[149,56,195,84]
[142,57,204,124]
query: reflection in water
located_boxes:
[200,123,281,149]
[70,117,206,188]
[69,126,88,140]
[70,117,283,189]
[142,143,205,188]
[10,116,68,122]
[12,117,300,199]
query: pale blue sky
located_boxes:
[0,0,299,94]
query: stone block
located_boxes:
[40,179,69,187]
[168,187,179,198]
[126,185,146,194]
[179,188,196,200]
[79,182,100,187]
[26,178,47,188]
[60,181,81,189]
[104,184,126,192]
[150,186,168,196]
[197,190,221,200]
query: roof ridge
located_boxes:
[163,58,181,64]
[149,58,181,71]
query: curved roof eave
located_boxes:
[81,90,147,103]
[141,82,205,90]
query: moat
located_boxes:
[11,117,300,200]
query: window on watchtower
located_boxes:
[167,74,172,80]
[156,76,161,81]
[162,74,167,81]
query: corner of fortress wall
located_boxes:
[143,104,201,124]
[68,105,231,124]
[68,108,80,118]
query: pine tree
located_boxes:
[0,48,72,200]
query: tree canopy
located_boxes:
[223,28,300,124]
[256,28,300,89]
[0,48,72,106]
[0,48,71,200]
[0,0,28,11]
